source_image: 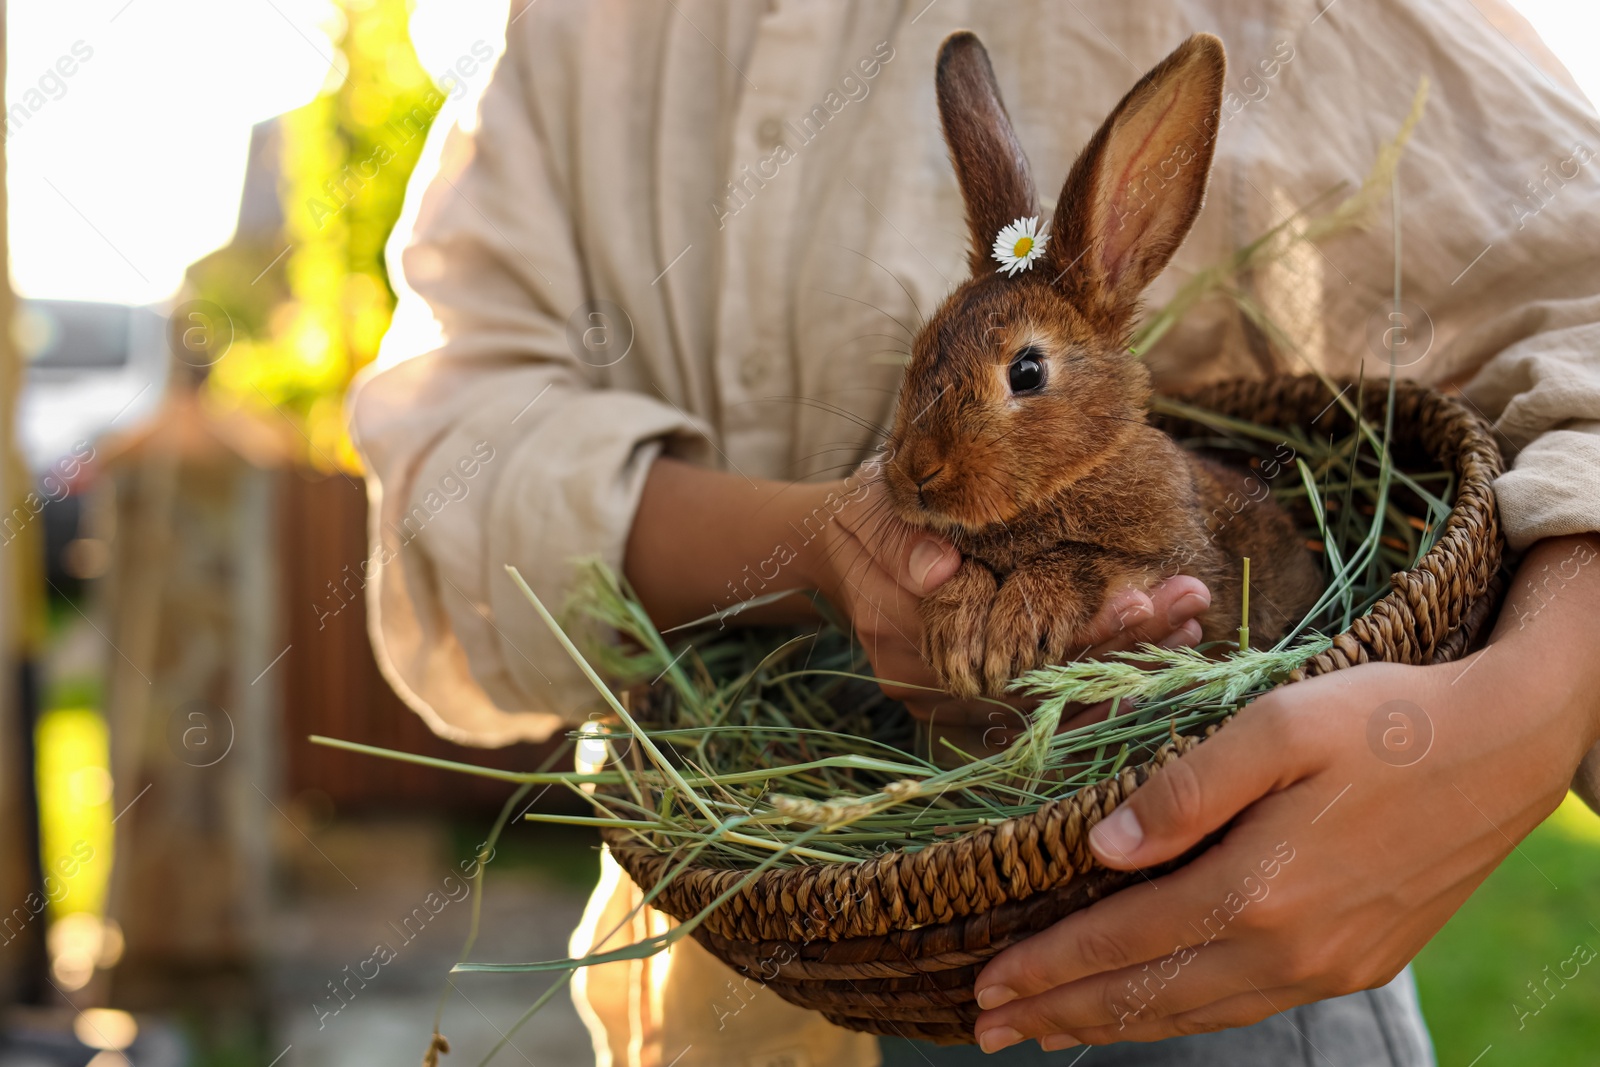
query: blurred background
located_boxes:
[0,1,1596,1065]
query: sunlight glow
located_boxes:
[1508,0,1600,109]
[6,0,508,306]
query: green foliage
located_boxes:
[1414,794,1600,1064]
[35,707,112,918]
[194,0,450,470]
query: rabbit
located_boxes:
[879,31,1323,699]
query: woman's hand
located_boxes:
[970,534,1600,1053]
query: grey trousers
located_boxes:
[878,968,1434,1066]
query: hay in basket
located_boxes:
[313,78,1506,1052]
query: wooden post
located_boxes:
[0,0,54,1006]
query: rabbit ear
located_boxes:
[936,32,1039,276]
[1046,34,1225,327]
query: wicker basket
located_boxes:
[601,375,1506,1044]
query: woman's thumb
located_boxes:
[1088,714,1286,869]
[905,536,960,595]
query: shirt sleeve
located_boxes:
[1460,310,1600,551]
[1414,3,1600,551]
[1405,0,1600,806]
[346,19,711,747]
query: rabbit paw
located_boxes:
[919,560,999,698]
[981,569,1093,693]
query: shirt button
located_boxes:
[756,118,785,150]
[739,349,771,388]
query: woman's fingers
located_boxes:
[1077,576,1212,655]
[975,947,1264,1051]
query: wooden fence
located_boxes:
[277,470,570,814]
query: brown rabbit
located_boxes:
[880,31,1322,698]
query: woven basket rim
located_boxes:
[603,374,1505,948]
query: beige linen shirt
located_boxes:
[349,2,1600,1063]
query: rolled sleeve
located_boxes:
[1461,313,1600,551]
[347,16,710,746]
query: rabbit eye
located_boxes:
[1007,346,1046,394]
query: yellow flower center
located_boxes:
[1012,236,1033,258]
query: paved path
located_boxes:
[268,819,596,1067]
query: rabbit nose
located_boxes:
[916,465,946,491]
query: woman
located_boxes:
[350,1,1600,1062]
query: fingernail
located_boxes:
[975,984,1017,1010]
[909,539,947,591]
[977,1026,1023,1053]
[1109,590,1153,627]
[1159,618,1205,649]
[1167,590,1211,628]
[1091,806,1143,859]
[1040,1034,1083,1051]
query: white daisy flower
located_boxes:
[991,216,1048,276]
